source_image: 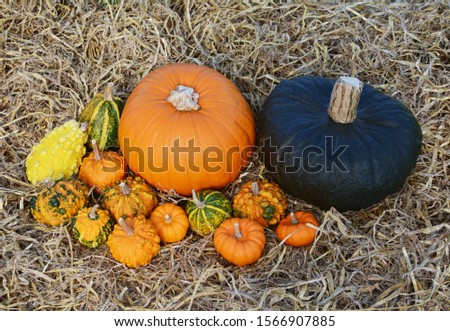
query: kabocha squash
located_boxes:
[107,216,160,268]
[26,120,88,185]
[149,203,189,243]
[185,189,232,236]
[102,176,158,221]
[29,177,89,226]
[258,76,422,211]
[214,218,266,267]
[71,205,115,248]
[233,180,288,227]
[79,83,124,150]
[119,63,256,196]
[78,139,127,191]
[276,211,319,247]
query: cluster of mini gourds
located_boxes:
[26,83,319,268]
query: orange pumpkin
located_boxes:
[149,203,189,243]
[276,211,319,247]
[118,63,255,196]
[213,218,266,266]
[78,140,127,191]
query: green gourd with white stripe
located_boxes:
[185,190,232,236]
[80,83,124,150]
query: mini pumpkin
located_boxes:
[214,218,266,266]
[107,216,160,268]
[71,204,115,248]
[185,189,232,236]
[102,176,158,221]
[29,177,89,226]
[233,180,288,227]
[276,211,319,247]
[149,203,189,243]
[78,139,127,191]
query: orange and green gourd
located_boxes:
[102,176,158,221]
[185,189,232,236]
[233,180,288,227]
[72,204,115,248]
[29,177,89,226]
[79,83,124,150]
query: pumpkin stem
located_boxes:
[103,82,115,102]
[251,181,260,196]
[119,182,132,195]
[164,214,172,223]
[327,76,363,124]
[89,204,99,219]
[290,212,299,225]
[167,85,200,111]
[234,222,243,239]
[118,217,134,236]
[92,139,103,161]
[191,189,206,208]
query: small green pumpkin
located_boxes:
[185,189,232,236]
[79,83,124,150]
[72,205,115,248]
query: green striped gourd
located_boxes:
[79,83,124,150]
[185,189,232,236]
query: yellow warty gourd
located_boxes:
[26,120,88,185]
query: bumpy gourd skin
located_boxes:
[26,120,88,185]
[72,206,115,248]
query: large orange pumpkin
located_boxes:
[119,63,255,196]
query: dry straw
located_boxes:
[1,0,449,310]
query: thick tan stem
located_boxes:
[118,218,134,236]
[327,76,363,124]
[290,212,298,225]
[103,82,114,102]
[251,181,260,196]
[192,189,205,208]
[89,204,99,219]
[167,85,200,111]
[92,140,102,161]
[119,182,132,195]
[234,222,243,239]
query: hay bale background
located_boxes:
[1,0,449,310]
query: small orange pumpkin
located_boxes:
[149,203,189,243]
[78,139,127,191]
[213,218,266,266]
[276,211,319,247]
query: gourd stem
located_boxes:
[290,212,299,225]
[103,82,114,102]
[251,181,260,196]
[167,84,200,111]
[192,189,206,208]
[89,204,99,219]
[234,222,243,239]
[118,218,134,236]
[80,122,88,132]
[164,214,171,223]
[327,76,364,124]
[119,182,132,195]
[92,139,102,161]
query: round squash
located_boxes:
[276,211,319,247]
[78,140,128,191]
[258,76,422,211]
[107,216,160,268]
[71,205,115,248]
[185,189,232,236]
[29,177,89,226]
[213,218,266,266]
[79,83,124,150]
[233,179,288,227]
[102,176,158,221]
[118,63,255,196]
[149,203,189,243]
